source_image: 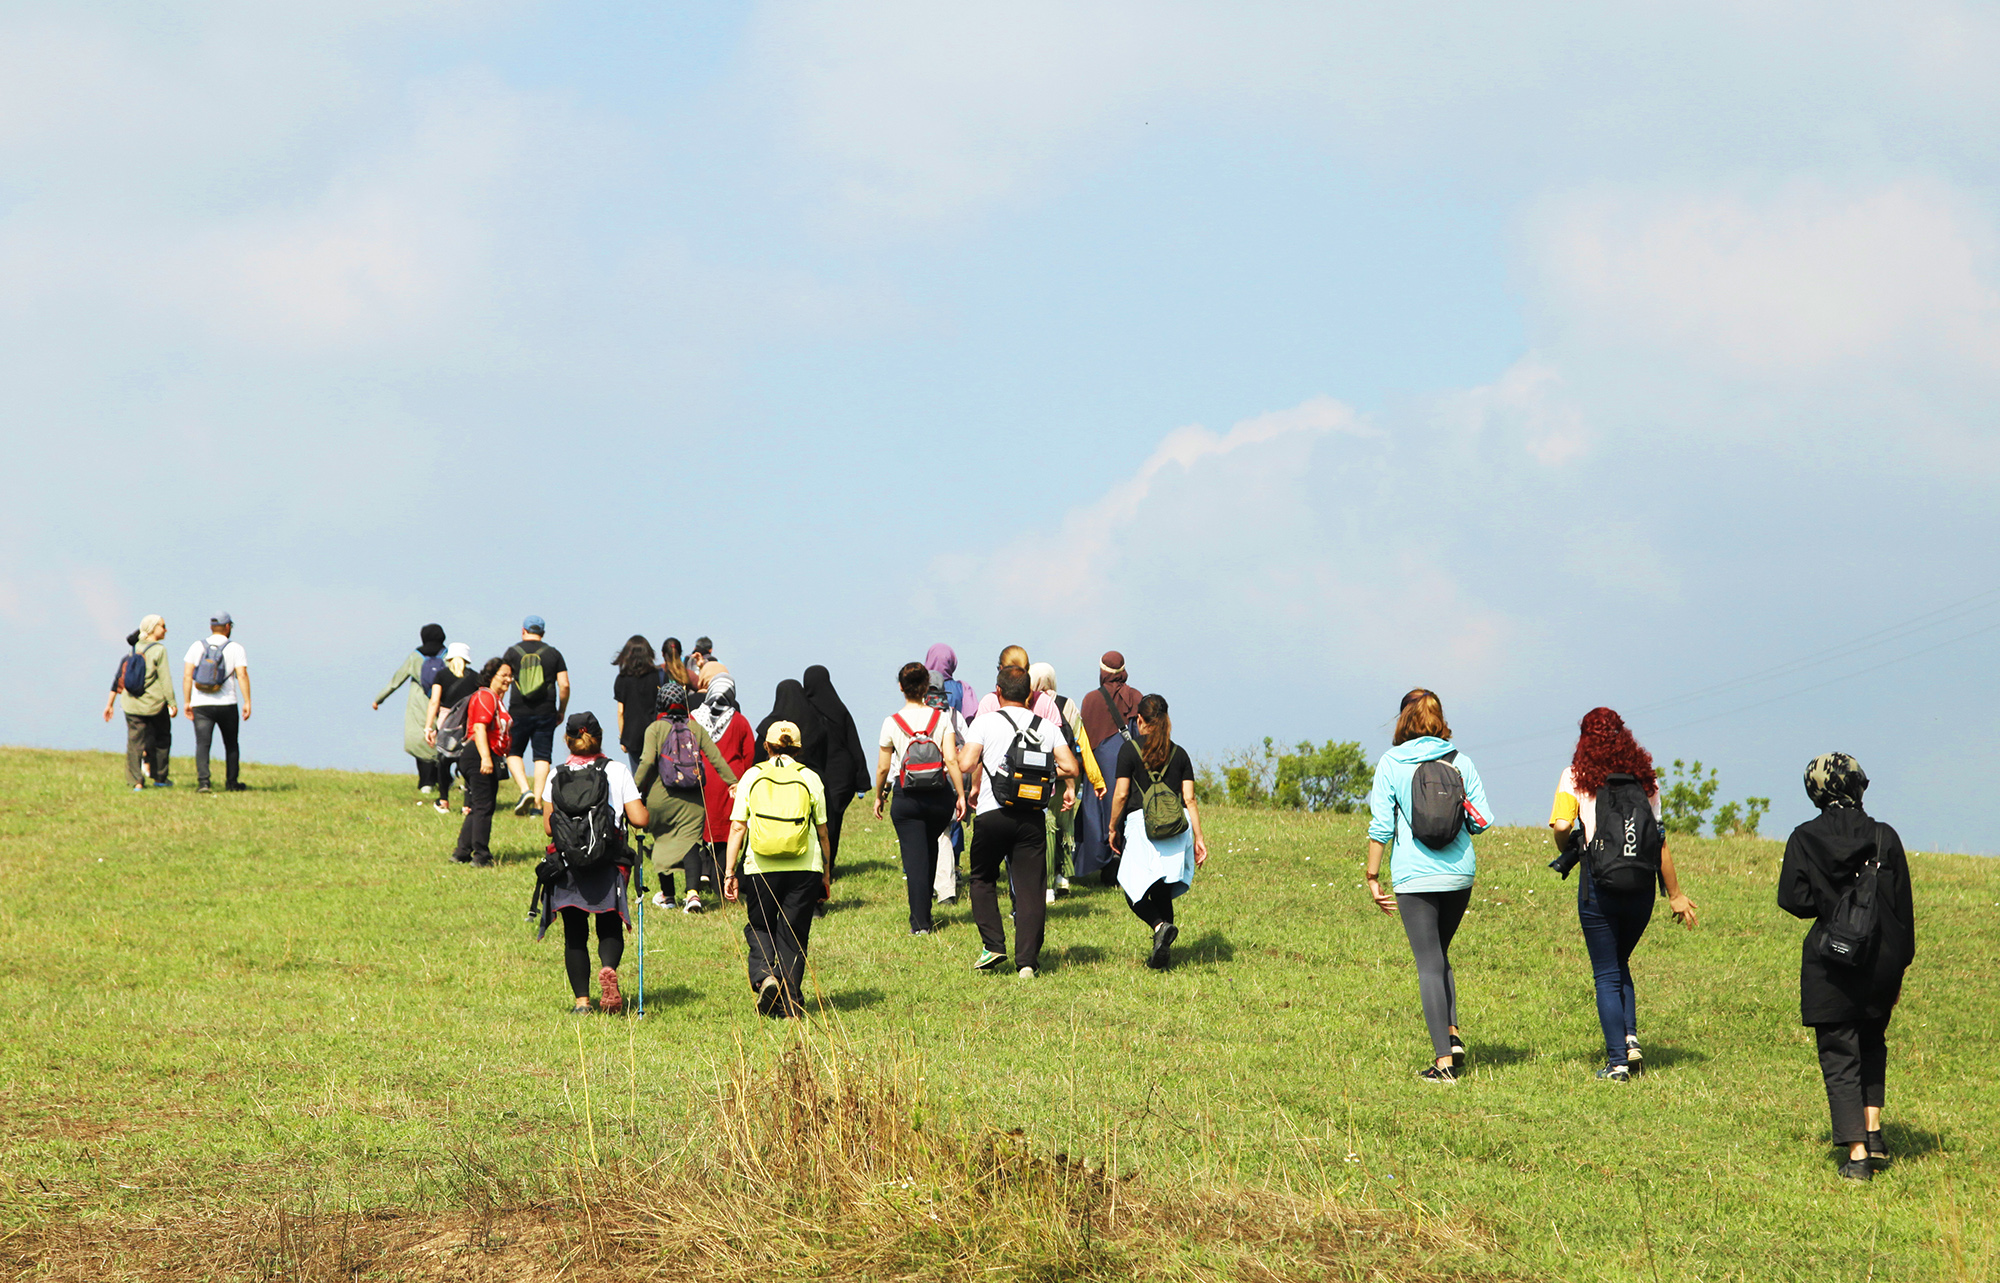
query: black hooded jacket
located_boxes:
[1777,807,1915,1024]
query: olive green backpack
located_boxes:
[1130,743,1189,841]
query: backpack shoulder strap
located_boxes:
[924,708,940,736]
[891,712,915,738]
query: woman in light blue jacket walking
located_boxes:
[1364,689,1493,1082]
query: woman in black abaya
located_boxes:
[800,665,871,905]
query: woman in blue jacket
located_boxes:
[1365,689,1493,1082]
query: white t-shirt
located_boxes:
[963,706,1064,816]
[878,703,966,783]
[1553,766,1663,845]
[539,755,642,831]
[183,635,248,708]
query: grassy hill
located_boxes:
[1,747,1995,1280]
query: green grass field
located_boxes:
[2,746,1996,1281]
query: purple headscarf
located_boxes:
[924,643,978,718]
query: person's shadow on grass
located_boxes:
[819,987,886,1012]
[1179,930,1234,965]
[637,984,700,1011]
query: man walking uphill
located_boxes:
[183,613,251,794]
[102,614,176,789]
[504,616,569,816]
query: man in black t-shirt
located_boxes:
[502,615,570,815]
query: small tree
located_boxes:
[1662,759,1718,835]
[1273,740,1373,813]
[1712,796,1771,838]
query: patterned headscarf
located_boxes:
[1804,752,1868,810]
[655,678,689,718]
[694,674,737,743]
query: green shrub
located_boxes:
[1201,737,1372,813]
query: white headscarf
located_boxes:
[694,673,738,743]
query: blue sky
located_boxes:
[7,2,1998,851]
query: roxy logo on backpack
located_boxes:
[1582,774,1663,895]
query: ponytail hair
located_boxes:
[1137,692,1173,772]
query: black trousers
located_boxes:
[454,750,497,860]
[416,757,439,790]
[743,870,821,1014]
[1126,879,1176,928]
[191,706,240,787]
[435,752,458,804]
[822,788,854,892]
[560,907,625,998]
[891,787,955,931]
[969,807,1048,970]
[124,712,172,785]
[1815,1015,1892,1144]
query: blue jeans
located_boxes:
[1578,879,1654,1066]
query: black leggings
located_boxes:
[1126,879,1177,928]
[1397,887,1472,1059]
[890,787,954,931]
[560,908,625,999]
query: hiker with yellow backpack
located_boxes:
[723,721,833,1017]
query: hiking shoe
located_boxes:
[568,1002,592,1017]
[1596,1064,1631,1082]
[197,784,213,795]
[1018,967,1036,979]
[451,850,473,864]
[512,791,536,816]
[1839,1156,1872,1182]
[973,949,1006,972]
[682,893,703,915]
[1866,1130,1889,1168]
[755,975,783,1016]
[1625,1035,1644,1073]
[597,967,623,1015]
[1147,922,1179,970]
[471,853,493,868]
[225,782,248,792]
[1418,1065,1457,1083]
[1449,1034,1467,1071]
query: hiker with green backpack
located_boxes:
[503,616,569,817]
[1105,692,1207,970]
[723,720,833,1017]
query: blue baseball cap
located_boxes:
[210,612,233,628]
[522,615,545,634]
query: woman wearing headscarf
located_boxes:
[634,675,739,914]
[1547,709,1698,1081]
[611,635,661,771]
[1029,662,1105,901]
[1778,753,1915,1182]
[923,643,977,719]
[373,623,446,794]
[692,673,756,904]
[924,643,976,903]
[800,665,871,907]
[755,680,828,774]
[1076,651,1143,882]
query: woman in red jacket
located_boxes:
[680,673,755,906]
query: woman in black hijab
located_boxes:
[755,680,827,776]
[800,665,872,905]
[1777,752,1915,1183]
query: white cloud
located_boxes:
[1534,181,2000,376]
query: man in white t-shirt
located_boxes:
[956,665,1078,978]
[182,612,251,794]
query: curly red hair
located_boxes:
[1569,707,1656,795]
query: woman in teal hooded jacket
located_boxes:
[1365,689,1493,1082]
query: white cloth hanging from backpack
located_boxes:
[1114,809,1195,906]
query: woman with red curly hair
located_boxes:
[1549,708,1697,1081]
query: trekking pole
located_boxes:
[633,836,648,1019]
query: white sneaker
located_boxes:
[420,785,434,795]
[1045,889,1056,904]
[1054,875,1071,895]
[683,893,704,915]
[1018,967,1036,979]
[651,891,672,910]
[512,791,536,817]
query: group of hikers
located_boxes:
[102,611,1917,1182]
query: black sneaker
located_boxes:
[1147,922,1179,969]
[1839,1156,1872,1182]
[1596,1064,1631,1083]
[1418,1065,1457,1084]
[1449,1034,1467,1071]
[471,853,494,868]
[1866,1130,1889,1168]
[451,850,473,864]
[754,976,783,1016]
[225,782,248,792]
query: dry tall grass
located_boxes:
[14,1019,1505,1282]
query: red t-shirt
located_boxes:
[466,687,512,757]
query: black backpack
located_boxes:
[548,759,622,871]
[1582,774,1663,895]
[1817,836,1884,969]
[1400,751,1467,850]
[991,710,1055,810]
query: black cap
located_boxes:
[565,711,602,739]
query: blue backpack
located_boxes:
[192,640,231,693]
[115,648,148,697]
